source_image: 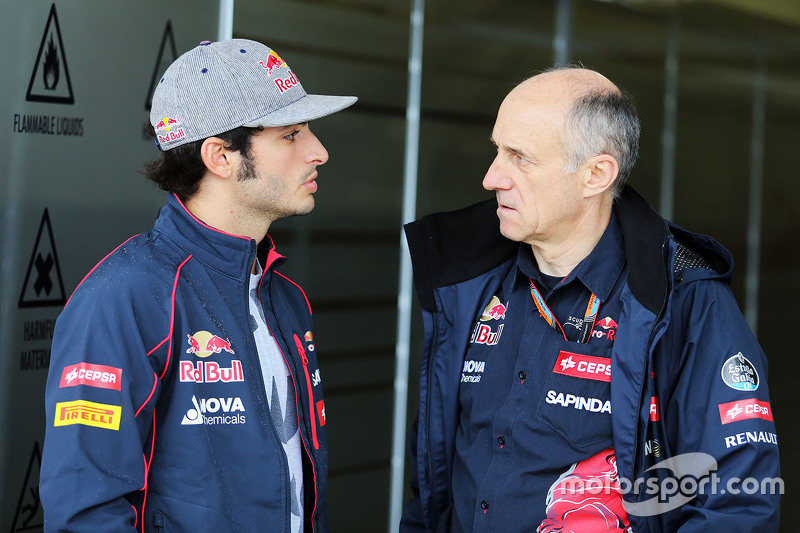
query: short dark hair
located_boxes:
[140,124,263,200]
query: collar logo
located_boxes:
[186,331,235,358]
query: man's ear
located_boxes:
[582,154,619,199]
[200,137,236,179]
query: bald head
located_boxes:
[504,67,640,197]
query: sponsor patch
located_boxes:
[644,438,661,458]
[316,400,326,426]
[154,116,185,145]
[274,70,300,94]
[60,363,122,390]
[461,359,486,383]
[180,360,243,384]
[724,430,777,448]
[311,367,322,387]
[720,352,759,391]
[718,398,773,425]
[470,323,504,346]
[258,50,286,75]
[181,395,246,426]
[545,389,611,414]
[304,330,315,352]
[480,296,507,321]
[54,400,121,430]
[650,396,659,421]
[553,351,611,382]
[185,331,235,358]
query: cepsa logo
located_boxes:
[186,331,235,358]
[553,351,611,382]
[60,362,122,390]
[54,400,121,431]
[719,398,773,425]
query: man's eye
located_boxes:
[284,130,300,141]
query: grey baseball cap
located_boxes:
[150,39,357,151]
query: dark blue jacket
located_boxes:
[400,187,780,532]
[41,193,328,532]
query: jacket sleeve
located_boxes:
[660,277,780,531]
[40,271,167,531]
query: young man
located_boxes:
[41,39,356,532]
[401,67,779,532]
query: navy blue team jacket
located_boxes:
[400,186,780,532]
[41,193,328,532]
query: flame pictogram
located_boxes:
[43,36,59,90]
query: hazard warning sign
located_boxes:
[145,20,178,111]
[18,209,66,308]
[9,442,44,532]
[26,3,74,105]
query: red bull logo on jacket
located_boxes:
[180,360,244,384]
[480,296,507,321]
[186,331,235,358]
[592,316,619,341]
[538,448,632,533]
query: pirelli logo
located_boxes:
[54,400,121,431]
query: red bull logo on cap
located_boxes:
[186,330,235,358]
[259,50,286,76]
[155,116,180,132]
[155,116,185,145]
[480,296,507,321]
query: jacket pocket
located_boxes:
[535,342,613,449]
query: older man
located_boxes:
[400,67,779,532]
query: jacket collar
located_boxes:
[154,193,285,282]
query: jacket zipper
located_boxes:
[293,333,319,450]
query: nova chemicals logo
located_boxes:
[181,395,246,426]
[720,352,759,391]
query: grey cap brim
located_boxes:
[243,94,357,128]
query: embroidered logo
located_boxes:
[185,331,235,358]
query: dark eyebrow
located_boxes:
[277,122,308,133]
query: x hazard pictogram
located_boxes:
[19,208,66,308]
